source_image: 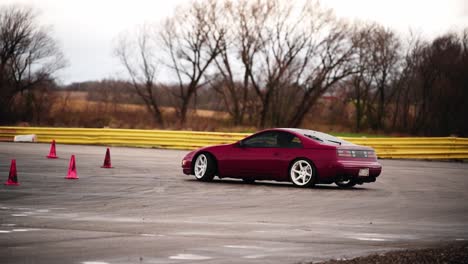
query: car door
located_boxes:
[270,131,303,180]
[234,131,280,178]
[221,131,276,179]
[222,131,303,179]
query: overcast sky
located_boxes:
[2,0,467,84]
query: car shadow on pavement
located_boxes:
[183,178,373,191]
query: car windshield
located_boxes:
[284,129,353,146]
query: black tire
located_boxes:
[289,159,316,188]
[193,153,216,182]
[242,178,255,184]
[335,176,356,188]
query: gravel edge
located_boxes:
[306,242,468,264]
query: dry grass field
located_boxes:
[28,90,380,135]
[43,91,241,131]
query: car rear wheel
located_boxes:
[290,159,316,187]
[335,176,356,188]
[194,153,215,182]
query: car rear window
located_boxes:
[286,129,352,146]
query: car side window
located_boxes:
[242,131,302,148]
[277,132,303,148]
[242,132,278,148]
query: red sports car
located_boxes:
[181,128,382,188]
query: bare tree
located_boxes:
[207,0,252,125]
[160,0,223,125]
[115,25,164,126]
[365,26,401,130]
[109,0,467,136]
[0,5,66,124]
[349,24,401,131]
[211,0,358,128]
[238,0,306,127]
[390,31,425,131]
[210,0,311,127]
[286,3,358,127]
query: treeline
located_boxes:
[1,2,467,136]
[114,0,468,135]
[63,80,223,111]
[347,26,468,136]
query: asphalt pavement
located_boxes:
[1,142,467,264]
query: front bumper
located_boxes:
[181,159,193,175]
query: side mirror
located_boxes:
[238,140,245,148]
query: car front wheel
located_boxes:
[290,159,316,187]
[193,153,216,182]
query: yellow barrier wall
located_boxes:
[1,127,467,159]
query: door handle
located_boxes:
[273,152,280,156]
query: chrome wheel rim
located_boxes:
[194,154,208,179]
[290,160,313,186]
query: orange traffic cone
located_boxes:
[4,159,19,186]
[65,155,78,180]
[47,140,58,159]
[101,148,113,168]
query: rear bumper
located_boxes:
[319,160,382,183]
[336,160,382,177]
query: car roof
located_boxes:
[274,128,353,146]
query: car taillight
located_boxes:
[337,149,353,157]
[338,149,375,158]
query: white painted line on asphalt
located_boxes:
[456,238,466,241]
[243,254,266,259]
[345,232,421,242]
[169,254,212,260]
[225,245,263,249]
[82,262,109,264]
[140,233,164,237]
[22,212,36,215]
[12,228,41,232]
[175,231,220,236]
[12,229,30,232]
[0,230,11,233]
[11,214,28,217]
[354,237,387,241]
[347,232,389,241]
